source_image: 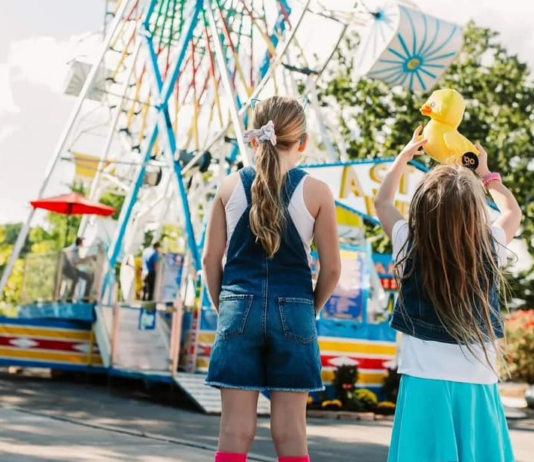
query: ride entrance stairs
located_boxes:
[173,372,271,415]
[93,302,271,415]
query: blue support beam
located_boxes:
[102,0,204,301]
[259,5,290,78]
[142,0,159,30]
[142,0,204,271]
[104,125,159,299]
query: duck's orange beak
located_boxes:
[420,104,432,116]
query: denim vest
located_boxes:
[390,244,504,343]
[221,167,313,300]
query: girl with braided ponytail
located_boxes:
[203,96,341,462]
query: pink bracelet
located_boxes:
[482,172,502,188]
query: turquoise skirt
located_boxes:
[388,375,516,462]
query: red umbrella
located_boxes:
[31,192,116,216]
[31,192,116,245]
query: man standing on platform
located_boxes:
[142,242,161,301]
[63,237,94,301]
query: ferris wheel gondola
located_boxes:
[353,1,463,91]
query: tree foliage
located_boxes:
[318,22,534,305]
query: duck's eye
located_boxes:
[430,102,436,108]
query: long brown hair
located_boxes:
[248,96,306,258]
[395,165,507,365]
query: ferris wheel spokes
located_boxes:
[103,0,206,305]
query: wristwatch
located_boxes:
[482,172,502,188]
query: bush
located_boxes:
[321,399,343,410]
[505,310,534,384]
[382,367,401,403]
[376,401,396,415]
[346,388,378,412]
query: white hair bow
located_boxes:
[243,120,277,146]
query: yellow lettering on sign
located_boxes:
[399,165,416,194]
[338,166,417,219]
[396,200,411,218]
[365,195,376,216]
[369,164,388,184]
[340,167,365,198]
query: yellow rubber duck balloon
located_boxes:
[420,89,479,169]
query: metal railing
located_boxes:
[20,245,106,305]
[86,251,191,375]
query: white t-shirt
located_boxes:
[392,220,508,384]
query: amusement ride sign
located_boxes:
[303,160,427,224]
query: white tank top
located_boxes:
[225,175,315,259]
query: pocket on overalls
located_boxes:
[277,297,317,344]
[217,294,254,340]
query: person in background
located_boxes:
[142,242,161,301]
[63,237,94,301]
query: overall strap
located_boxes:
[239,167,256,206]
[239,167,308,207]
[282,168,307,207]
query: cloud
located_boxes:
[7,36,77,93]
[6,33,101,93]
[0,125,17,143]
[0,63,20,116]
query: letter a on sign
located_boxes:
[340,167,365,198]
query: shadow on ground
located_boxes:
[0,370,391,462]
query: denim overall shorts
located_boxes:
[205,167,324,392]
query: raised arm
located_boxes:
[375,126,427,238]
[475,143,522,244]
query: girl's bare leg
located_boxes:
[218,389,259,454]
[270,391,309,458]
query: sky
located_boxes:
[1,0,534,226]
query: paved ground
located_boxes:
[0,370,532,462]
[1,407,215,462]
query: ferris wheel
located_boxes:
[1,0,463,310]
[0,0,351,300]
[90,0,350,289]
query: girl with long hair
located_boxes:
[203,96,341,462]
[375,127,522,462]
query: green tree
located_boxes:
[318,22,534,305]
[0,223,31,279]
[0,226,25,308]
[100,192,125,220]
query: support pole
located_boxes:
[201,0,312,156]
[141,0,204,271]
[80,40,143,236]
[206,1,251,166]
